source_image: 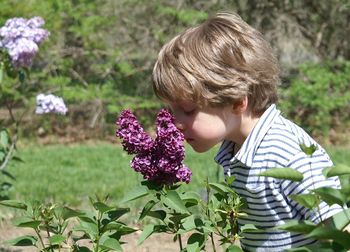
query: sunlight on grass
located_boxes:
[5,142,348,208]
[6,143,221,207]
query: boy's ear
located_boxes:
[232,96,248,115]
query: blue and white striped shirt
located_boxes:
[214,104,343,251]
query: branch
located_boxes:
[0,132,17,172]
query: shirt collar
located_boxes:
[215,104,280,167]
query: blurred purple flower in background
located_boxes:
[36,93,68,115]
[116,109,192,186]
[0,16,50,68]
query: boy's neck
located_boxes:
[232,112,261,147]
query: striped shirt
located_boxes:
[214,104,343,251]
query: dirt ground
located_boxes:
[0,222,228,252]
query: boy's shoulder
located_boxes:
[258,113,331,165]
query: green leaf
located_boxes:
[78,215,96,224]
[306,226,350,248]
[103,222,137,234]
[139,200,157,221]
[239,224,262,233]
[62,207,84,220]
[284,247,312,252]
[12,156,24,162]
[120,186,149,203]
[141,180,164,190]
[327,208,350,230]
[146,210,166,220]
[14,217,41,229]
[0,130,9,148]
[49,234,66,245]
[209,182,236,195]
[74,246,91,252]
[0,200,27,210]
[202,225,216,234]
[188,233,205,246]
[226,245,244,252]
[2,170,16,180]
[277,220,317,234]
[186,242,200,252]
[178,215,196,234]
[289,194,319,209]
[226,175,236,186]
[100,237,122,251]
[300,143,317,156]
[323,164,350,178]
[137,224,154,245]
[107,207,130,221]
[312,187,347,206]
[6,235,37,246]
[181,191,201,207]
[93,201,114,213]
[162,190,189,214]
[75,218,99,237]
[258,168,303,182]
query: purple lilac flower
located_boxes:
[35,93,68,115]
[116,110,154,154]
[0,16,50,68]
[116,109,192,185]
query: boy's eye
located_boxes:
[184,109,196,115]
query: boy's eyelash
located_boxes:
[184,109,195,115]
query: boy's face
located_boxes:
[168,101,242,153]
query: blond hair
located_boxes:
[152,12,280,116]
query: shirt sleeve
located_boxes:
[280,149,344,223]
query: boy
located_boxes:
[151,12,342,251]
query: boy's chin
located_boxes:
[189,144,211,153]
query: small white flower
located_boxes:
[36,93,68,115]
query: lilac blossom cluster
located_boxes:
[35,93,68,115]
[116,109,192,185]
[0,16,50,68]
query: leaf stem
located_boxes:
[35,228,46,251]
[178,233,183,250]
[210,232,216,252]
[205,178,217,251]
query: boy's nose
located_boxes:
[175,121,185,131]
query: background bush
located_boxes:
[280,61,350,143]
[0,0,349,143]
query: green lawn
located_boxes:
[3,142,349,207]
[5,142,220,207]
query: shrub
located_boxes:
[279,61,350,141]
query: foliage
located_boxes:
[257,144,350,251]
[3,143,350,251]
[0,15,52,202]
[1,0,349,135]
[0,196,136,251]
[121,178,246,252]
[1,3,350,251]
[0,128,18,200]
[279,60,350,139]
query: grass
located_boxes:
[4,142,221,207]
[326,145,350,165]
[2,142,349,208]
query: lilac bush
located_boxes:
[35,93,68,115]
[0,16,50,68]
[116,109,192,185]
